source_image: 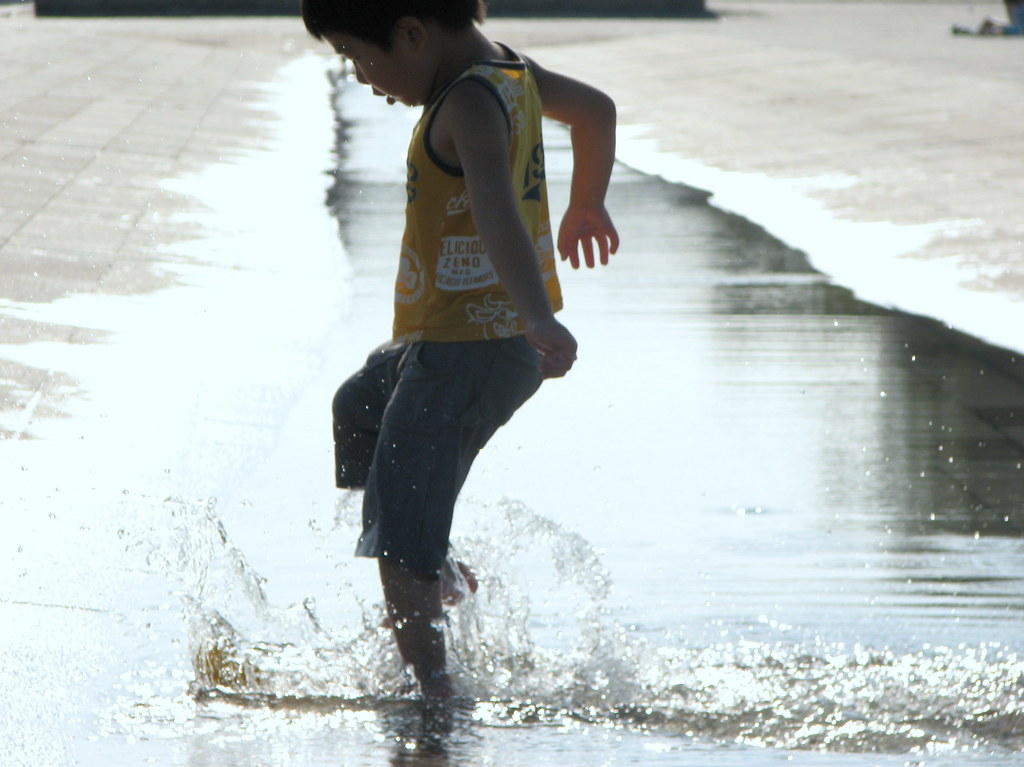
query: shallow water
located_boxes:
[3,59,1023,766]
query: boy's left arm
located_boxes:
[526,57,620,270]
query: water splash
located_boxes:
[157,495,1024,755]
[640,640,1024,754]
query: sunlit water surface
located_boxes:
[3,58,1023,766]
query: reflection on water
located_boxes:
[86,73,1024,766]
[171,492,1024,761]
[312,79,1024,760]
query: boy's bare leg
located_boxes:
[379,558,454,699]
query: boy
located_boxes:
[301,0,619,698]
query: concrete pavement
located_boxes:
[493,2,1024,351]
[2,7,1023,761]
[0,11,322,435]
[1,2,1023,434]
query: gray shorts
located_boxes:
[332,336,542,577]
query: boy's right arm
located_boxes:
[526,57,620,270]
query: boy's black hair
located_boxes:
[301,0,487,50]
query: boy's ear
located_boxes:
[393,16,428,50]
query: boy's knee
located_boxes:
[333,376,382,433]
[332,378,382,489]
[331,378,360,426]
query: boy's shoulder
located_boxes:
[439,51,537,113]
[451,51,530,89]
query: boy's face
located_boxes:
[325,30,430,107]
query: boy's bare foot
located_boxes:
[419,669,456,700]
[441,558,478,607]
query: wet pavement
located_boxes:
[2,3,1023,765]
[332,85,1024,650]
[493,2,1024,353]
[4,4,1019,423]
[3,1,1023,431]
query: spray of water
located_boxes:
[153,495,1024,755]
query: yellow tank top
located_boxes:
[392,51,562,343]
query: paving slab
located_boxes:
[0,13,321,426]
[2,2,1023,422]
[489,2,1024,352]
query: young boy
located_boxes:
[301,0,619,698]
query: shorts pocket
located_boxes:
[472,338,542,428]
[381,343,453,435]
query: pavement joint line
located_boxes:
[0,598,109,614]
[9,378,47,439]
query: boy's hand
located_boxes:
[558,205,620,270]
[526,316,578,378]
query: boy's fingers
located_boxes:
[582,238,595,269]
[605,230,619,262]
[560,230,620,269]
[558,239,579,269]
[540,352,574,378]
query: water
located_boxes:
[2,57,1023,765]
